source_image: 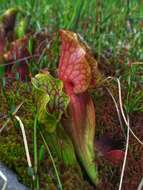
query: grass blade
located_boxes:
[40,130,63,190]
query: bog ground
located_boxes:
[0,1,143,190]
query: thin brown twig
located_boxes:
[0,101,24,134]
[0,54,40,67]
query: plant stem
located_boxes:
[34,115,39,190]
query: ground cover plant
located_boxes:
[0,0,143,190]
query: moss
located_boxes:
[0,81,93,189]
[0,81,36,186]
[92,84,143,190]
[61,166,94,190]
[0,79,143,190]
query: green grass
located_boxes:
[1,0,143,63]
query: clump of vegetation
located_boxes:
[0,1,143,190]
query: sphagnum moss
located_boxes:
[0,81,93,189]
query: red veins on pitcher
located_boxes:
[58,30,100,185]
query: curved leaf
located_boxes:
[45,124,77,166]
[59,30,99,184]
[58,29,102,93]
[0,7,19,33]
[32,73,69,132]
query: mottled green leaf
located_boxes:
[32,73,69,132]
[45,124,77,166]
